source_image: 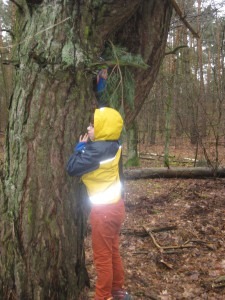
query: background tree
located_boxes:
[138,0,225,170]
[0,0,173,298]
[0,0,13,132]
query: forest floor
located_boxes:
[84,144,225,300]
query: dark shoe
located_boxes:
[112,289,132,300]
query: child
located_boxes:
[67,107,132,300]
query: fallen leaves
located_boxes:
[84,178,225,299]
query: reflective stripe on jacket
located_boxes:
[66,107,124,205]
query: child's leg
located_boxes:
[91,209,113,300]
[90,200,125,300]
[112,200,125,290]
[112,233,125,291]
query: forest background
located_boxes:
[1,0,225,169]
[136,0,225,171]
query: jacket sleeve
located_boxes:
[66,142,100,177]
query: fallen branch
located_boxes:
[143,226,197,252]
[124,167,225,180]
[183,239,215,250]
[212,275,225,288]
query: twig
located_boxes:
[183,239,215,250]
[89,60,148,70]
[159,259,173,269]
[109,40,124,109]
[165,45,188,56]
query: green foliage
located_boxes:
[103,67,135,110]
[97,43,148,111]
[104,44,148,70]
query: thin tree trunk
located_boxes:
[126,120,139,166]
[149,97,157,145]
[197,0,206,138]
[0,24,10,131]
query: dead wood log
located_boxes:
[124,167,225,180]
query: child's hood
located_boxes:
[94,107,123,141]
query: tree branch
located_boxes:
[170,0,200,39]
[165,45,188,56]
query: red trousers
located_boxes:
[90,199,125,300]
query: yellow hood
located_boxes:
[94,107,123,141]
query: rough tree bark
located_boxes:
[0,0,172,299]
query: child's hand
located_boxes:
[79,133,88,142]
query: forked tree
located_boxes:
[0,0,172,298]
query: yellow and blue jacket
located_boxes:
[67,107,124,205]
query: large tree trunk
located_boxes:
[0,1,172,298]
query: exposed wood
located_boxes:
[124,167,225,180]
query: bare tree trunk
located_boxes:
[125,120,139,166]
[197,0,206,138]
[149,97,158,145]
